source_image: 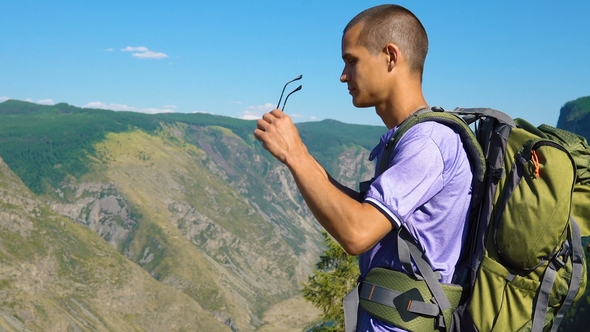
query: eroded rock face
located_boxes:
[0,157,38,238]
[167,200,301,296]
[335,146,375,189]
[0,157,230,332]
[48,182,138,249]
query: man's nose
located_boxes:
[340,72,348,83]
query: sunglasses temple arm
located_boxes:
[276,85,288,109]
[276,75,303,109]
[281,85,302,112]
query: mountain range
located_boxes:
[0,99,381,331]
[0,96,589,331]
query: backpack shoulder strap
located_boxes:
[377,107,430,176]
[378,108,486,204]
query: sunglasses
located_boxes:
[276,75,302,112]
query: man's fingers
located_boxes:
[262,111,280,123]
[252,110,301,164]
[256,119,268,131]
[253,110,292,142]
[270,109,284,117]
[252,129,270,152]
[258,110,289,131]
[253,128,262,139]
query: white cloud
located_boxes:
[132,51,168,59]
[141,107,175,114]
[241,112,260,120]
[105,48,114,52]
[162,105,178,109]
[82,101,175,114]
[83,102,133,111]
[121,46,168,60]
[241,103,275,120]
[121,46,149,52]
[25,98,33,102]
[37,98,55,105]
[0,96,8,102]
[240,103,317,121]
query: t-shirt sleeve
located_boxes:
[364,123,446,228]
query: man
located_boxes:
[254,4,472,331]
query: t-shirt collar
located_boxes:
[369,126,400,162]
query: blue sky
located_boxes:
[1,0,588,127]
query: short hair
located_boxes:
[344,4,428,80]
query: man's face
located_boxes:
[340,23,389,108]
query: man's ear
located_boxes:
[384,43,399,70]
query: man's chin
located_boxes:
[352,98,373,108]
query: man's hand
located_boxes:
[252,109,394,256]
[253,109,308,167]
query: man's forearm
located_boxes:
[287,153,359,238]
[328,173,360,200]
[254,110,392,254]
[286,152,390,255]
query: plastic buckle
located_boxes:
[554,256,566,270]
[437,314,446,329]
[489,167,505,179]
[384,138,395,150]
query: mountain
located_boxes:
[0,100,382,331]
[4,95,587,331]
[0,155,227,331]
[556,95,590,139]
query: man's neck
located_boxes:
[377,97,429,130]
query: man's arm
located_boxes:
[328,173,361,200]
[254,110,393,255]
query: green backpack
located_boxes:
[354,107,589,332]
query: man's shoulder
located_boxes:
[397,121,464,153]
[402,120,461,140]
[397,120,471,174]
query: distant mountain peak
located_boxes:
[557,95,590,140]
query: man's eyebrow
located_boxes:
[342,53,355,61]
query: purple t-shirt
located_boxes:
[357,121,473,332]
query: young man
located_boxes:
[254,4,472,331]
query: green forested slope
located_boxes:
[0,99,381,330]
[0,100,383,195]
[557,95,590,140]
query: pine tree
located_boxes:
[302,231,359,332]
